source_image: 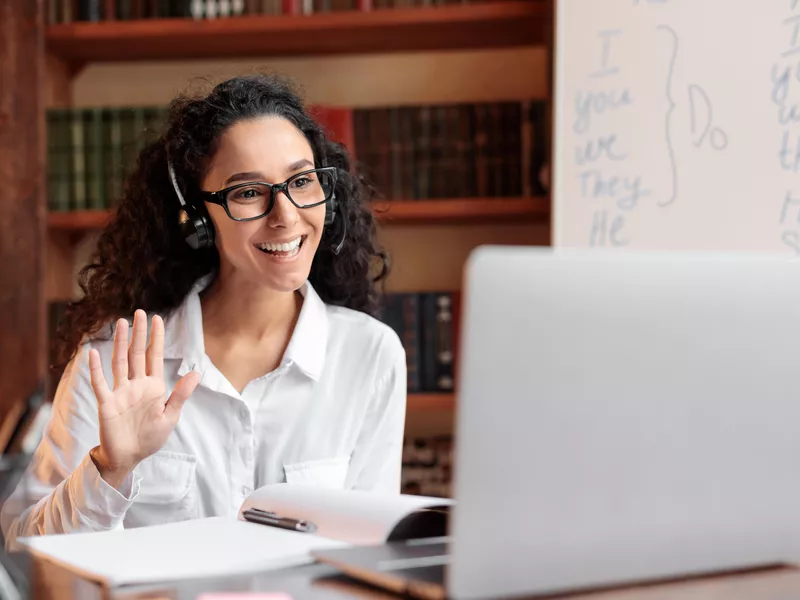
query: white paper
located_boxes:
[19,516,348,587]
[240,485,453,546]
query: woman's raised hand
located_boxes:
[87,310,200,488]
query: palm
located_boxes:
[89,310,200,471]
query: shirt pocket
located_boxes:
[283,456,350,489]
[127,450,199,527]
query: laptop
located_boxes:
[315,247,800,599]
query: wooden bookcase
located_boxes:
[40,1,553,424]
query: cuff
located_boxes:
[68,453,141,529]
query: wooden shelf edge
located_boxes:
[47,198,549,231]
[408,393,454,411]
[45,1,547,62]
[48,210,114,230]
[374,197,550,224]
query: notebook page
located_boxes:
[19,516,348,587]
[240,485,453,545]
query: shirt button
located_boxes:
[241,445,253,462]
[240,485,252,496]
[239,407,249,421]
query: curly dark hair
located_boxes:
[55,73,389,368]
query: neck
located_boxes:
[200,269,302,343]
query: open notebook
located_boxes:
[18,484,452,587]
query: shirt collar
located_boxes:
[162,275,329,381]
[283,281,328,381]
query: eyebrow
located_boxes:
[223,171,265,186]
[222,160,316,187]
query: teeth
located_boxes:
[256,237,302,252]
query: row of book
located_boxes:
[46,101,547,213]
[379,292,459,394]
[49,0,495,22]
[355,101,547,200]
[402,435,452,498]
[47,107,163,213]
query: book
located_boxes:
[18,484,451,587]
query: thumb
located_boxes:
[164,371,200,424]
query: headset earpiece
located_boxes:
[178,206,214,251]
[168,159,215,250]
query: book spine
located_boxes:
[282,0,300,13]
[118,0,134,19]
[190,0,205,16]
[530,100,548,195]
[120,108,138,185]
[420,293,436,392]
[46,111,58,212]
[503,102,522,197]
[77,0,103,20]
[444,105,460,198]
[54,110,71,212]
[403,294,422,394]
[87,108,105,210]
[47,0,60,23]
[388,108,402,200]
[380,294,421,394]
[433,293,454,391]
[376,109,392,200]
[70,109,87,211]
[414,106,431,200]
[420,293,454,392]
[108,108,123,206]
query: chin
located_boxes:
[259,270,311,293]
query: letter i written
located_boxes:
[589,30,624,78]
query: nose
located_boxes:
[265,188,298,228]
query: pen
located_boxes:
[243,508,318,533]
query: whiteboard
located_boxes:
[553,0,800,254]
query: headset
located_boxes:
[168,159,346,255]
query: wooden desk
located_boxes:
[25,555,800,600]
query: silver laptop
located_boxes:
[315,247,800,599]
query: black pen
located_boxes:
[243,508,318,533]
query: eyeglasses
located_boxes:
[198,167,337,222]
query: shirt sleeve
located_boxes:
[346,332,408,493]
[1,343,141,552]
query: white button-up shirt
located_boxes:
[1,279,407,549]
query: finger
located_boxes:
[146,315,165,380]
[164,371,200,425]
[128,310,147,379]
[111,318,129,387]
[88,349,112,407]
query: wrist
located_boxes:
[89,446,136,490]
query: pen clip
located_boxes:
[246,507,278,517]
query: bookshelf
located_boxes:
[46,2,547,65]
[33,0,554,428]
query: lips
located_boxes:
[254,235,306,258]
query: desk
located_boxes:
[25,556,800,600]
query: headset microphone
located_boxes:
[332,212,346,255]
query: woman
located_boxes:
[1,74,406,548]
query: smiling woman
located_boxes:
[0,74,407,548]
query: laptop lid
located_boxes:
[448,247,800,599]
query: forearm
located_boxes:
[2,452,139,552]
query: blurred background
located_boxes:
[0,0,551,501]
